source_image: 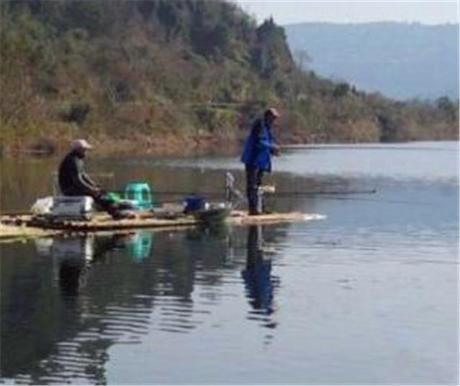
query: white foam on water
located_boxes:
[303,213,327,221]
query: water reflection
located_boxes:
[1,232,155,384]
[51,233,152,297]
[58,250,88,297]
[242,225,279,329]
[1,225,288,384]
[125,231,153,263]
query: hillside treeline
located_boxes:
[0,0,458,155]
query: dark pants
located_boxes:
[245,166,264,214]
[94,195,119,217]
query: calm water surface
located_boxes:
[1,141,458,384]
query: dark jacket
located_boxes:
[58,151,98,196]
[240,117,276,172]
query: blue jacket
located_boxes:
[241,118,276,172]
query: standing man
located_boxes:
[241,108,280,215]
[58,139,130,219]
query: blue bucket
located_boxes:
[184,195,205,213]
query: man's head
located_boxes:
[70,139,92,157]
[264,108,280,125]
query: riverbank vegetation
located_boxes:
[0,0,458,156]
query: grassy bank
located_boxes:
[1,0,458,157]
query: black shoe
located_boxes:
[111,210,136,220]
[248,209,261,216]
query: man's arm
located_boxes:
[255,120,278,153]
[71,159,100,196]
[82,173,100,190]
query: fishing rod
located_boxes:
[279,144,455,151]
[260,189,377,197]
[110,189,377,197]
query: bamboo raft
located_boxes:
[0,209,324,241]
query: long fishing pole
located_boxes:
[110,189,377,197]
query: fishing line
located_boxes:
[295,195,438,206]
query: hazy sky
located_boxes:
[234,1,459,25]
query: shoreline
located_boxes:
[1,133,243,158]
[2,132,458,159]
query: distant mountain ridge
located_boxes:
[285,22,459,100]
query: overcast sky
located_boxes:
[234,1,459,25]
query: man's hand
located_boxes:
[272,145,281,156]
[93,188,104,198]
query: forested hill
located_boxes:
[0,1,457,156]
[285,22,459,100]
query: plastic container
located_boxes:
[124,182,154,209]
[184,195,206,213]
[51,196,94,220]
[31,196,54,215]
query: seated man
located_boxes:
[58,139,131,219]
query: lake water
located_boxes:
[1,141,458,384]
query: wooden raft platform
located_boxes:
[0,223,60,242]
[0,210,324,241]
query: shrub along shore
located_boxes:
[1,0,458,157]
